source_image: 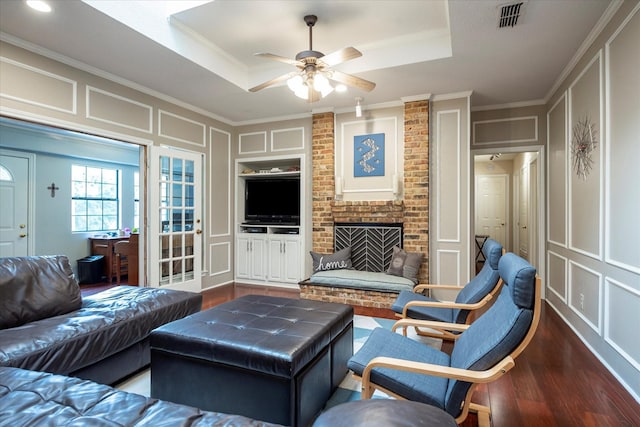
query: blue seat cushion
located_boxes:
[309,269,414,293]
[391,291,455,323]
[348,328,450,409]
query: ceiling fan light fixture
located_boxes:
[287,75,304,91]
[313,74,334,97]
[355,97,363,117]
[250,14,375,102]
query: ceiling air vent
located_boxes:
[498,2,525,28]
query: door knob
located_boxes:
[20,224,26,229]
[196,229,202,234]
[20,233,27,238]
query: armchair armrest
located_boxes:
[392,318,470,334]
[413,283,464,293]
[401,294,494,317]
[359,356,515,398]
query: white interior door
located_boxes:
[149,147,202,292]
[475,174,508,248]
[0,150,32,257]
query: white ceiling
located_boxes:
[0,0,614,125]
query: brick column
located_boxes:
[311,112,335,254]
[403,100,429,280]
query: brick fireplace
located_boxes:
[310,100,430,288]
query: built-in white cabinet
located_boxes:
[268,234,302,284]
[234,154,305,287]
[236,233,268,280]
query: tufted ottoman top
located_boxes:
[150,295,353,378]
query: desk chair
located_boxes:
[113,240,135,285]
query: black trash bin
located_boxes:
[77,255,105,284]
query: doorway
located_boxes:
[0,117,145,284]
[473,149,543,272]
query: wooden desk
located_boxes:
[90,235,139,285]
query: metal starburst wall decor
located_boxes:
[571,116,598,180]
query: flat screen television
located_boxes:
[244,178,300,225]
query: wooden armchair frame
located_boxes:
[397,278,504,340]
[355,275,541,427]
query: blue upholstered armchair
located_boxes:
[391,239,503,340]
[348,253,540,426]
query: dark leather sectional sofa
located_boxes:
[0,255,203,385]
[0,366,280,426]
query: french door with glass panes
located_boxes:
[149,147,202,292]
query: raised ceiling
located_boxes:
[0,0,614,124]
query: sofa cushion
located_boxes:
[0,255,82,329]
[309,269,414,293]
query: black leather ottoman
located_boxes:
[150,295,354,427]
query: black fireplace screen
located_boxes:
[334,223,403,272]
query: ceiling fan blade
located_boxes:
[254,53,300,66]
[327,70,376,92]
[249,71,298,92]
[317,46,362,67]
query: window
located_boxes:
[71,165,119,232]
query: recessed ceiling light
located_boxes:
[26,0,52,13]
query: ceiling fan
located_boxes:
[249,15,376,102]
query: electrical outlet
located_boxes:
[579,293,585,310]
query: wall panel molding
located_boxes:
[435,249,461,285]
[271,127,304,151]
[547,250,567,302]
[473,116,538,145]
[86,86,152,133]
[546,94,568,247]
[567,51,603,261]
[158,110,206,146]
[604,277,640,370]
[239,131,267,154]
[209,127,231,237]
[435,110,461,243]
[568,260,602,334]
[604,5,640,274]
[0,56,76,114]
[208,242,231,276]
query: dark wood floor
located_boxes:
[455,303,640,427]
[81,284,640,426]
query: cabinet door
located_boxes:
[268,237,285,282]
[283,237,301,283]
[236,235,251,279]
[250,236,267,280]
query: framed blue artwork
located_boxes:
[354,133,385,177]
